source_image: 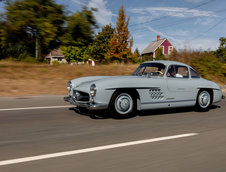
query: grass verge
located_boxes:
[0,61,137,96]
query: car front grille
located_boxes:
[72,90,89,102]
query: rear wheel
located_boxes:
[109,92,136,119]
[196,90,212,111]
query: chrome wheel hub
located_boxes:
[115,93,133,115]
[198,91,210,108]
[120,99,130,110]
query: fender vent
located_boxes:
[149,89,164,100]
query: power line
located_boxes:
[188,17,226,41]
[130,8,226,33]
[129,0,218,28]
[156,8,226,29]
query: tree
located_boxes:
[215,37,226,62]
[108,6,133,63]
[155,47,166,60]
[62,7,97,47]
[0,0,12,5]
[0,0,66,60]
[135,48,140,57]
[91,24,114,63]
[0,21,4,59]
[61,45,92,63]
[60,8,97,64]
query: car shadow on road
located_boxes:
[138,105,220,117]
[69,107,111,119]
[69,105,221,120]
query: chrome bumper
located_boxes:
[64,96,108,110]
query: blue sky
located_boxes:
[1,0,226,52]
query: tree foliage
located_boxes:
[108,6,133,63]
[61,45,93,63]
[0,0,12,5]
[0,1,98,62]
[215,37,226,62]
[0,0,66,60]
[1,0,66,60]
[192,52,226,81]
[134,48,140,57]
[60,8,97,63]
[62,7,97,47]
[91,24,114,63]
[155,47,166,60]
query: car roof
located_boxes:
[142,60,189,67]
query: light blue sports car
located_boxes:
[64,60,224,118]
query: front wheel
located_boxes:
[109,92,136,119]
[196,90,212,112]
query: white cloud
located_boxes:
[184,39,219,50]
[69,0,86,6]
[167,30,189,37]
[185,0,203,3]
[195,17,214,26]
[131,15,155,25]
[128,7,215,18]
[88,0,113,26]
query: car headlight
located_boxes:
[90,84,96,97]
[67,81,72,91]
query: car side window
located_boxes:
[167,65,189,78]
[190,68,200,78]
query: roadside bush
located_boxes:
[170,50,226,84]
[52,60,61,65]
[21,57,39,63]
[192,54,226,82]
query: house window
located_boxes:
[168,46,173,54]
[161,46,164,54]
[57,58,62,61]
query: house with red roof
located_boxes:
[141,35,174,60]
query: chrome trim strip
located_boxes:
[105,87,160,90]
[142,99,196,105]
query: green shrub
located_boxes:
[170,50,226,84]
[21,57,39,63]
[52,60,61,65]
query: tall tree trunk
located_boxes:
[35,36,38,60]
[35,36,41,60]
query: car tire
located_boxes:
[109,91,136,119]
[195,90,212,112]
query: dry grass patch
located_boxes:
[0,61,137,96]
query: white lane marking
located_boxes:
[0,133,198,166]
[0,105,74,111]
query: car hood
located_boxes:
[71,76,130,87]
[70,76,127,93]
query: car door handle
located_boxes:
[177,88,185,90]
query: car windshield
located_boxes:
[133,63,166,77]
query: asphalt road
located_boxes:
[0,95,226,172]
